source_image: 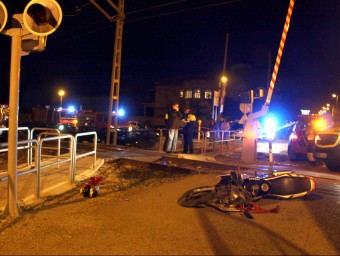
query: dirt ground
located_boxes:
[0,160,191,254]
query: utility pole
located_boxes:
[88,0,126,145]
[213,33,229,121]
[107,0,124,145]
[218,33,229,119]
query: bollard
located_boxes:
[197,120,202,141]
[269,139,273,164]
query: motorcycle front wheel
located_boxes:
[178,186,215,207]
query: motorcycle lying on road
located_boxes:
[242,170,316,200]
[177,169,316,219]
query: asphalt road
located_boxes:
[1,171,339,255]
[1,139,340,255]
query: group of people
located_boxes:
[209,117,231,140]
[164,102,196,154]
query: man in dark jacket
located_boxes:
[165,102,183,153]
[182,107,196,154]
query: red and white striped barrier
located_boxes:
[265,0,295,105]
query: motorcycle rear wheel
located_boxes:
[178,186,215,207]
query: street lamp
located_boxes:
[58,90,65,108]
[332,94,338,109]
[221,75,228,84]
[218,75,228,118]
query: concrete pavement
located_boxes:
[0,156,104,212]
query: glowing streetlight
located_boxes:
[58,90,65,108]
[221,75,228,84]
[332,93,338,109]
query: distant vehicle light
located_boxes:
[314,135,321,143]
[58,124,65,131]
[313,119,325,130]
[128,126,133,132]
[264,117,277,130]
[118,109,125,117]
[266,131,276,140]
[67,106,76,113]
[261,116,277,140]
[301,109,310,115]
[291,132,298,141]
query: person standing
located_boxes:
[220,118,230,144]
[166,103,183,153]
[182,107,196,154]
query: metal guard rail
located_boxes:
[0,130,98,201]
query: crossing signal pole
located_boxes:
[0,0,63,217]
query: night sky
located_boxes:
[0,0,339,121]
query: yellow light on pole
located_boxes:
[332,93,339,109]
[58,90,65,108]
[221,75,228,84]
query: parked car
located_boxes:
[117,128,160,149]
[127,121,144,130]
[313,124,340,172]
[100,127,159,149]
[287,115,326,161]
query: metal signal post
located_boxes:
[89,0,125,145]
[0,0,63,217]
[106,0,124,145]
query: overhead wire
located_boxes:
[126,0,188,15]
[52,0,243,46]
[125,0,243,24]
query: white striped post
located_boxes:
[265,0,295,106]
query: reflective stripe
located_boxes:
[187,114,196,122]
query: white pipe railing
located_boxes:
[0,129,99,210]
[30,128,60,165]
[201,130,239,154]
[0,127,31,165]
[74,132,97,182]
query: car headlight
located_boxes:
[314,135,321,143]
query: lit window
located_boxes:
[185,90,192,99]
[194,89,201,99]
[179,90,184,98]
[205,90,212,99]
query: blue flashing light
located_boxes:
[118,109,125,117]
[261,116,278,140]
[67,106,76,113]
[264,117,277,130]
